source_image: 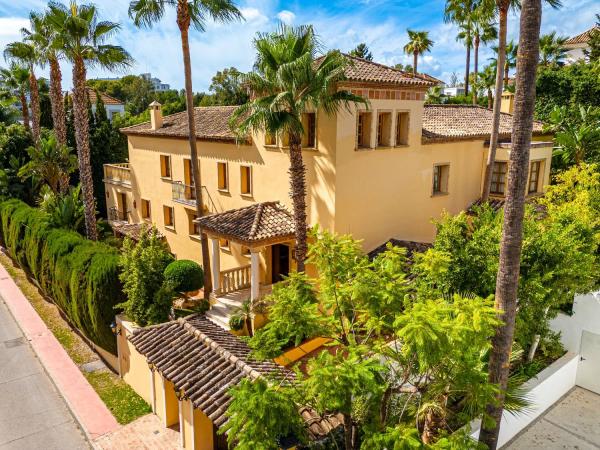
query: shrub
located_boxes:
[0,199,124,353]
[229,315,245,331]
[163,259,204,294]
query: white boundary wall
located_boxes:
[468,352,579,448]
[550,292,600,353]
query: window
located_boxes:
[528,160,542,194]
[490,161,508,195]
[302,112,316,148]
[187,210,200,236]
[396,112,409,145]
[240,165,252,195]
[141,199,151,219]
[163,205,174,228]
[217,162,229,191]
[377,112,392,147]
[265,132,276,146]
[357,112,372,148]
[219,238,230,251]
[432,164,450,195]
[160,155,171,178]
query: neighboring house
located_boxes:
[564,25,599,64]
[86,88,125,122]
[103,56,552,323]
[443,86,465,97]
[140,72,171,92]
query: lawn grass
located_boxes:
[0,251,150,424]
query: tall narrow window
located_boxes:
[141,199,151,219]
[160,155,171,178]
[217,162,229,191]
[357,112,372,148]
[302,112,316,148]
[240,166,252,195]
[377,112,392,147]
[163,205,175,228]
[183,158,195,201]
[528,160,542,194]
[432,164,450,195]
[187,210,200,236]
[490,161,508,195]
[396,112,409,145]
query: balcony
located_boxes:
[171,181,218,214]
[103,163,131,186]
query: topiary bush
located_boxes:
[163,259,204,294]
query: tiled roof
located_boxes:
[467,196,547,215]
[195,202,295,246]
[422,105,545,143]
[564,26,599,46]
[368,239,432,260]
[86,88,123,106]
[129,315,342,440]
[120,106,239,142]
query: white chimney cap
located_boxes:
[149,100,161,108]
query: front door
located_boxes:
[576,330,600,394]
[271,244,290,283]
[118,192,127,221]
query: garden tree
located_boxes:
[22,9,67,145]
[18,132,77,194]
[0,89,18,124]
[394,62,414,72]
[583,14,600,62]
[3,40,41,144]
[539,31,567,66]
[403,30,434,75]
[227,229,503,449]
[117,226,175,326]
[38,184,85,233]
[129,0,243,299]
[47,1,132,241]
[426,85,443,104]
[0,124,35,202]
[349,42,373,61]
[230,299,256,337]
[544,105,600,167]
[199,67,249,106]
[471,64,496,108]
[163,259,204,297]
[230,25,367,272]
[470,6,497,104]
[0,64,30,131]
[479,0,543,445]
[445,0,477,95]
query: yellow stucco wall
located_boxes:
[182,399,194,450]
[194,408,215,450]
[117,317,152,405]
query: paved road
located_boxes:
[505,387,600,449]
[0,296,90,450]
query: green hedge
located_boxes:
[0,199,123,353]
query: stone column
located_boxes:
[250,248,261,303]
[210,237,221,293]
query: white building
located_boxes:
[443,86,465,97]
[564,26,598,64]
[86,88,125,122]
[140,73,171,92]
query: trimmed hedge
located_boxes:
[0,199,123,353]
[163,259,204,293]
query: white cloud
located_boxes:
[276,10,296,25]
[241,7,269,24]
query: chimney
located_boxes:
[149,101,162,130]
[500,91,515,115]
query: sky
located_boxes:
[0,0,597,92]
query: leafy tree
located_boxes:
[583,14,600,62]
[163,259,204,295]
[426,85,443,104]
[199,67,249,106]
[0,64,31,130]
[117,226,175,326]
[539,31,567,66]
[0,123,35,202]
[394,63,414,73]
[230,25,367,272]
[404,30,434,75]
[349,43,373,61]
[38,184,85,232]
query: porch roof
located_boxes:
[195,201,295,247]
[110,222,162,241]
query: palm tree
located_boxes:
[129,0,242,299]
[479,0,543,447]
[425,85,443,104]
[4,40,41,144]
[230,25,367,273]
[47,1,132,241]
[23,10,68,146]
[471,64,496,108]
[547,105,600,165]
[539,31,567,66]
[349,42,373,61]
[445,0,477,96]
[491,40,518,88]
[404,30,434,75]
[0,63,30,131]
[471,6,497,104]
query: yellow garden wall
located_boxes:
[116,316,152,405]
[194,408,215,450]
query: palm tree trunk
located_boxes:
[504,64,510,88]
[481,5,508,201]
[478,0,542,447]
[19,90,30,132]
[473,36,480,105]
[28,68,41,144]
[288,133,308,272]
[413,52,418,74]
[177,2,212,299]
[487,89,493,109]
[72,55,98,241]
[49,56,67,146]
[465,40,471,96]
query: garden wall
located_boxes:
[550,292,600,353]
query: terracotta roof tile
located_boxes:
[368,239,432,260]
[86,87,123,106]
[121,105,239,142]
[564,26,599,46]
[422,104,545,143]
[195,202,295,246]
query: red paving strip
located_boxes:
[0,262,120,441]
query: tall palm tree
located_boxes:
[478,0,543,447]
[539,31,567,66]
[230,25,367,273]
[47,1,132,241]
[0,63,30,131]
[129,0,242,299]
[491,40,518,87]
[4,40,41,144]
[471,6,497,104]
[481,0,560,202]
[445,0,477,96]
[404,30,434,75]
[23,10,68,145]
[471,64,496,108]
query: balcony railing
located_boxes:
[171,181,218,214]
[108,206,130,222]
[103,163,131,185]
[217,265,251,296]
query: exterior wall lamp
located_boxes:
[110,320,121,336]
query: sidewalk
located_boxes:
[0,262,119,442]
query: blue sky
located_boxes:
[0,0,596,92]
